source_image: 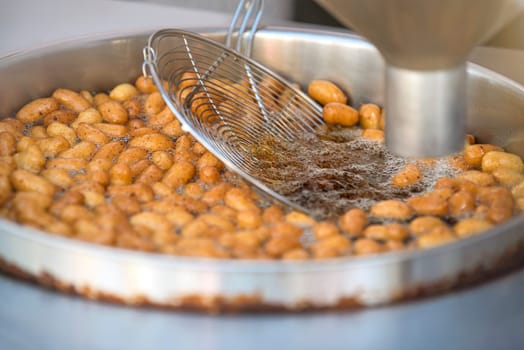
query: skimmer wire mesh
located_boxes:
[143,29,324,212]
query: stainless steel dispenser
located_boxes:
[315,0,521,157]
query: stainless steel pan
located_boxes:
[1,27,523,311]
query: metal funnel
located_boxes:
[315,0,520,157]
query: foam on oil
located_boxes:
[252,125,460,219]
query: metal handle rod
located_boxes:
[226,0,264,56]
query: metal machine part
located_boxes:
[385,65,465,156]
[314,0,522,157]
[1,28,524,311]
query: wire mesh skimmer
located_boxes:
[142,0,324,214]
